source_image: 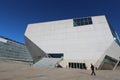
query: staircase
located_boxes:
[33,57,63,68]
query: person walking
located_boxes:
[91,64,96,76]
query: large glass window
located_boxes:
[73,17,93,27]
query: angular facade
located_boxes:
[0,36,33,62]
[25,15,120,69]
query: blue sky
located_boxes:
[0,0,120,43]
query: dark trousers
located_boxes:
[91,70,96,76]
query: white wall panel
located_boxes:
[25,15,119,69]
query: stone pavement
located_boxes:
[0,59,120,80]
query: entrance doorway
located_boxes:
[68,62,86,69]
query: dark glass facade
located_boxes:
[73,17,93,27]
[69,62,86,69]
[48,53,63,58]
[0,36,33,62]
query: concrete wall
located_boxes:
[25,15,117,69]
[106,41,120,60]
[25,36,46,62]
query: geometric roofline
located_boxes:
[0,35,25,45]
[107,21,120,46]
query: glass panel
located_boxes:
[88,17,92,21]
[84,21,88,25]
[76,19,80,22]
[99,55,117,70]
[68,62,86,69]
[84,18,88,21]
[89,21,93,24]
[83,63,86,69]
[77,63,79,68]
[73,17,93,27]
[0,39,33,62]
[48,53,63,58]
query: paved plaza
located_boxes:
[0,59,120,80]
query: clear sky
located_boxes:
[0,0,120,43]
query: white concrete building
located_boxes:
[25,15,120,70]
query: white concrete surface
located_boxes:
[25,15,120,69]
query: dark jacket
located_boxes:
[91,65,94,70]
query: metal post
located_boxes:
[113,57,120,71]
